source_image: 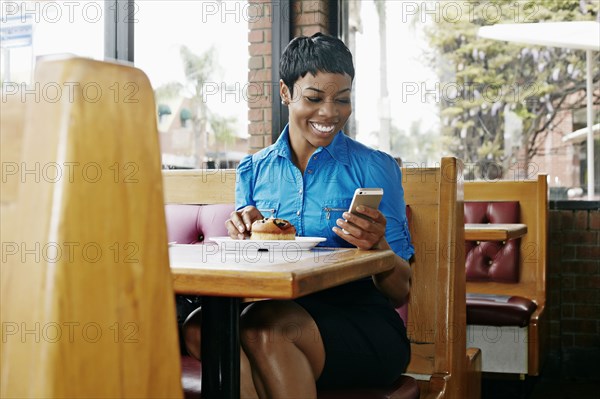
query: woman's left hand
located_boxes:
[332,205,386,250]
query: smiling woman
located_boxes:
[184,33,414,398]
[281,71,353,171]
[278,33,354,172]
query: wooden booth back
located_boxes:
[1,57,182,398]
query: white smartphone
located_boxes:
[343,188,384,233]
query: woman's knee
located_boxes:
[240,300,326,384]
[240,301,277,352]
[240,300,317,351]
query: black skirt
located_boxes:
[294,278,411,390]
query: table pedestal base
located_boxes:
[201,297,241,399]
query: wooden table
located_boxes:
[170,243,395,399]
[464,223,527,241]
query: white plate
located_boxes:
[208,236,326,251]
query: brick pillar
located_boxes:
[292,0,330,37]
[247,0,331,153]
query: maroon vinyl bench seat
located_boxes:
[466,293,537,328]
[317,376,420,399]
[166,203,229,399]
[164,158,476,398]
[464,191,547,375]
[181,352,420,399]
[180,354,420,399]
[464,201,537,328]
[167,203,419,399]
[166,203,234,245]
[181,355,202,399]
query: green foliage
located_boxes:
[154,81,183,102]
[180,45,220,99]
[388,120,448,165]
[155,45,238,166]
[425,0,599,173]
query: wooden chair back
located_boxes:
[402,157,469,398]
[0,57,182,398]
[1,91,26,248]
[163,158,477,398]
[162,158,473,398]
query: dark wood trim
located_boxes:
[328,0,340,37]
[338,0,355,137]
[271,0,291,143]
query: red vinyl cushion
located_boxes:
[317,206,417,398]
[181,356,201,399]
[165,203,235,244]
[464,201,519,224]
[464,201,520,283]
[180,355,419,399]
[466,294,537,327]
[178,205,418,398]
[317,375,420,399]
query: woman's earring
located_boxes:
[281,100,288,106]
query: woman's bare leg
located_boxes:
[240,300,325,399]
[182,308,260,398]
[240,347,261,399]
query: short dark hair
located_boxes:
[280,33,355,96]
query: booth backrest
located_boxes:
[1,57,182,398]
[464,201,520,283]
[400,158,471,398]
[163,169,236,205]
[464,176,548,306]
[162,169,237,245]
[0,94,25,250]
[464,176,548,376]
[162,157,472,398]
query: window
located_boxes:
[1,1,104,85]
[133,0,250,169]
[342,0,443,167]
[1,0,251,170]
[343,0,598,195]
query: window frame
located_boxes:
[104,0,134,62]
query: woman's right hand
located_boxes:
[225,206,264,240]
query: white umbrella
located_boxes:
[478,21,600,198]
[562,124,600,144]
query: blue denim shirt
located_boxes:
[235,125,414,261]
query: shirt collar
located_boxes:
[272,125,294,160]
[323,129,350,165]
[264,124,350,165]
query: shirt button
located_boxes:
[313,156,318,160]
[307,170,313,174]
[296,211,301,216]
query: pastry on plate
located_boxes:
[250,218,296,240]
